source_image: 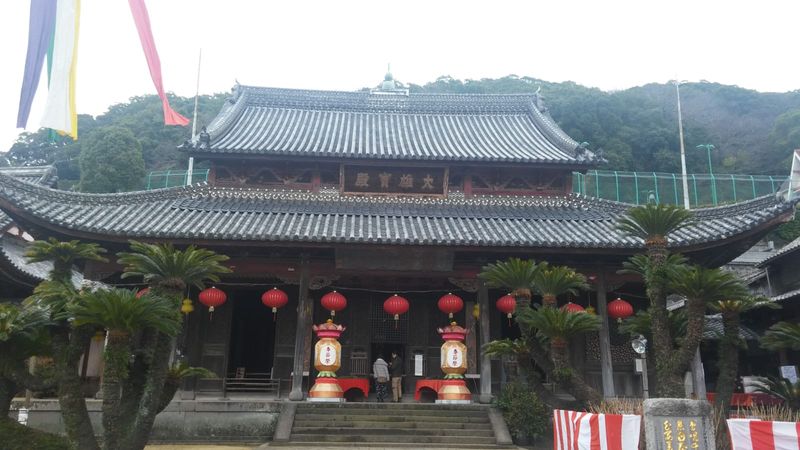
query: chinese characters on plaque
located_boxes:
[342,165,447,195]
[659,418,705,450]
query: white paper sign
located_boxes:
[318,343,337,366]
[414,354,424,376]
[780,365,798,384]
[447,347,463,368]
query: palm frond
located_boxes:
[762,321,800,351]
[517,306,600,340]
[532,263,588,298]
[479,258,539,293]
[25,238,107,280]
[616,203,693,241]
[118,240,231,291]
[708,296,778,314]
[481,339,529,358]
[71,288,181,336]
[752,377,800,410]
[671,266,750,305]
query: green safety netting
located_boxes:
[146,169,209,190]
[573,170,788,207]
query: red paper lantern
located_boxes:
[607,297,634,321]
[135,287,149,298]
[320,290,347,316]
[562,302,586,314]
[438,293,464,319]
[383,294,410,321]
[496,294,516,319]
[261,287,289,320]
[199,287,227,317]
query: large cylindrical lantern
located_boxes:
[199,286,227,318]
[607,297,634,322]
[308,319,347,402]
[562,302,586,314]
[320,290,347,317]
[261,287,289,320]
[436,322,471,403]
[383,294,409,321]
[438,293,464,319]
[496,294,516,320]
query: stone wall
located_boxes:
[10,399,281,443]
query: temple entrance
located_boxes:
[227,288,277,377]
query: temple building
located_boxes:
[0,77,796,403]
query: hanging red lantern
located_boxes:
[320,290,347,317]
[199,286,227,318]
[438,293,464,319]
[383,294,410,321]
[135,287,149,298]
[496,294,516,325]
[562,302,586,314]
[607,297,634,322]
[261,287,289,321]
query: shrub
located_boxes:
[0,418,72,450]
[494,381,549,443]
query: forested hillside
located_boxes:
[4,76,800,192]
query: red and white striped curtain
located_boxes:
[728,419,800,450]
[554,409,641,450]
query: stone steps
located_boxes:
[281,402,511,448]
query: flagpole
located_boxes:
[675,79,691,210]
[187,49,201,186]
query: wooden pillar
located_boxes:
[289,257,312,401]
[478,282,493,403]
[596,271,616,398]
[690,349,707,399]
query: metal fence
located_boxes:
[145,169,209,190]
[573,170,788,207]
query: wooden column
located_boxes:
[478,282,493,403]
[596,271,616,398]
[690,349,706,399]
[289,257,312,401]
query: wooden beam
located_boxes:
[596,271,616,398]
[288,256,313,401]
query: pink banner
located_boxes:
[128,0,189,126]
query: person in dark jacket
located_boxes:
[389,351,404,402]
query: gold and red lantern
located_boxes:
[438,293,464,319]
[261,287,289,320]
[308,319,347,402]
[562,302,586,314]
[496,294,516,323]
[320,290,347,317]
[436,322,471,403]
[383,294,409,322]
[199,286,227,318]
[135,287,149,298]
[607,297,634,322]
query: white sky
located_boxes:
[2,0,799,152]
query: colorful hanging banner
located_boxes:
[127,0,189,126]
[17,0,57,129]
[39,0,80,139]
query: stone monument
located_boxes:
[643,399,715,450]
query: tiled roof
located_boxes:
[0,173,794,250]
[0,166,57,230]
[758,236,800,267]
[770,287,800,303]
[704,314,760,340]
[184,85,600,164]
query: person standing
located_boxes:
[373,356,389,402]
[389,351,404,402]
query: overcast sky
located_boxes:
[2,0,799,153]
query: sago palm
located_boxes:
[71,287,181,450]
[762,322,800,351]
[616,203,693,261]
[707,296,777,416]
[26,238,107,282]
[532,263,588,307]
[518,306,600,370]
[117,241,231,295]
[753,377,800,411]
[479,258,539,307]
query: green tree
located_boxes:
[532,263,588,307]
[616,203,693,397]
[113,241,230,450]
[761,321,800,351]
[0,303,53,418]
[71,288,180,450]
[78,126,146,193]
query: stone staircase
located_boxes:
[273,402,514,448]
